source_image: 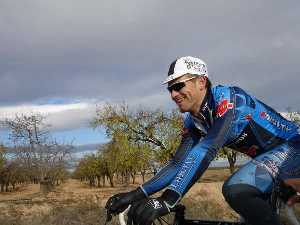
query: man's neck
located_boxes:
[190,88,207,117]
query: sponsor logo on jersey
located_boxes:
[201,102,209,112]
[216,99,234,117]
[171,156,195,189]
[253,148,300,178]
[234,133,248,145]
[246,145,258,157]
[260,111,291,131]
[245,114,252,121]
[259,158,279,178]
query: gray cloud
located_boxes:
[0,102,99,131]
[0,0,300,111]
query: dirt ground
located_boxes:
[0,168,299,225]
[0,179,239,225]
[0,179,107,225]
[0,169,237,225]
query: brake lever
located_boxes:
[104,209,113,225]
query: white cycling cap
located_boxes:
[162,56,208,84]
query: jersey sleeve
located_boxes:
[141,114,200,196]
[166,87,235,202]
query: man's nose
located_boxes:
[171,89,180,98]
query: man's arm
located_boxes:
[141,129,198,196]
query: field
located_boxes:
[0,168,298,225]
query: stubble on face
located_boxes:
[169,75,207,115]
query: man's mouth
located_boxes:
[174,97,184,105]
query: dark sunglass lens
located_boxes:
[167,82,185,93]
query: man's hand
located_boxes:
[127,198,170,225]
[287,193,300,206]
[105,187,146,215]
[284,179,300,206]
[127,189,181,225]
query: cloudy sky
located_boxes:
[1,0,299,146]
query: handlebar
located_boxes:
[118,205,130,225]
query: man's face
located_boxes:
[167,74,207,114]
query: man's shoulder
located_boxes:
[211,84,232,93]
[212,84,245,92]
[211,85,233,102]
[212,85,252,98]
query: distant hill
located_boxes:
[72,143,104,153]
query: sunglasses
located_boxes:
[167,77,197,93]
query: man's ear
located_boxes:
[197,76,207,90]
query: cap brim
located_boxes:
[162,73,185,84]
[162,73,208,84]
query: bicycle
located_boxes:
[105,179,300,225]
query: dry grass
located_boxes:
[0,168,299,225]
[182,182,239,221]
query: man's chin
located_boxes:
[178,106,188,113]
[176,102,189,113]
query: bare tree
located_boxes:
[1,113,72,192]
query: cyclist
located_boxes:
[105,56,300,225]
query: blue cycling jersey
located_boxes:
[141,85,300,200]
